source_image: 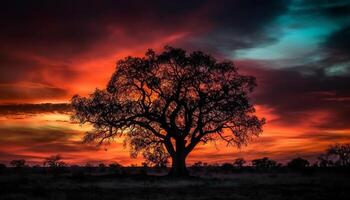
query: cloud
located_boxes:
[0,103,71,115]
[323,25,350,63]
[0,82,68,103]
[0,125,98,164]
[235,60,350,130]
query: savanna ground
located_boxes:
[0,168,349,200]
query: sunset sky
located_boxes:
[1,0,350,166]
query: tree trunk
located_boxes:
[168,138,189,177]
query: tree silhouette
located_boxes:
[43,155,66,168]
[252,157,277,170]
[318,144,350,167]
[287,157,310,170]
[142,145,169,168]
[10,159,26,168]
[71,46,265,176]
[233,158,246,168]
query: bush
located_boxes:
[287,157,310,171]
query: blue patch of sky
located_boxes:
[234,0,350,68]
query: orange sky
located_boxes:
[1,101,349,166]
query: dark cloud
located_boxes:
[0,103,71,115]
[0,151,43,165]
[177,0,291,55]
[0,0,203,57]
[0,125,97,163]
[291,131,350,142]
[0,0,293,102]
[247,65,350,129]
[0,0,292,56]
[256,70,350,128]
[0,83,68,102]
[323,25,350,64]
[0,127,72,144]
[296,0,350,18]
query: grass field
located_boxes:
[1,171,349,200]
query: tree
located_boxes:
[317,154,334,167]
[319,144,350,167]
[251,157,277,170]
[43,155,66,168]
[10,159,26,168]
[71,46,265,177]
[287,157,310,170]
[233,158,246,168]
[221,163,234,172]
[43,155,67,175]
[142,145,169,168]
[0,163,6,173]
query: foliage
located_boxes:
[287,157,310,170]
[318,143,350,167]
[43,155,66,168]
[10,159,26,168]
[251,157,277,170]
[71,46,264,176]
[142,145,169,168]
[233,158,246,168]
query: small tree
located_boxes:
[71,46,265,176]
[317,154,334,167]
[43,155,67,176]
[221,163,234,172]
[0,163,6,173]
[251,157,277,170]
[10,159,26,168]
[326,144,350,167]
[98,163,107,172]
[287,157,310,170]
[43,155,66,168]
[233,158,246,168]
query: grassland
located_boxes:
[1,169,349,200]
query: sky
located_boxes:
[0,0,350,166]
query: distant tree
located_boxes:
[109,162,122,168]
[192,161,203,168]
[43,155,66,168]
[10,159,26,168]
[326,144,350,167]
[98,163,107,172]
[317,154,334,167]
[287,157,310,170]
[98,163,106,168]
[191,161,204,173]
[109,162,123,174]
[71,46,265,176]
[251,157,277,170]
[85,163,94,173]
[221,163,234,172]
[0,163,6,173]
[32,164,41,168]
[43,155,67,176]
[233,158,246,168]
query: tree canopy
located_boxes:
[71,46,265,176]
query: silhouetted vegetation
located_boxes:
[10,159,27,168]
[251,157,277,171]
[2,144,350,199]
[233,157,246,169]
[318,143,350,167]
[287,157,310,171]
[0,163,6,173]
[71,46,265,177]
